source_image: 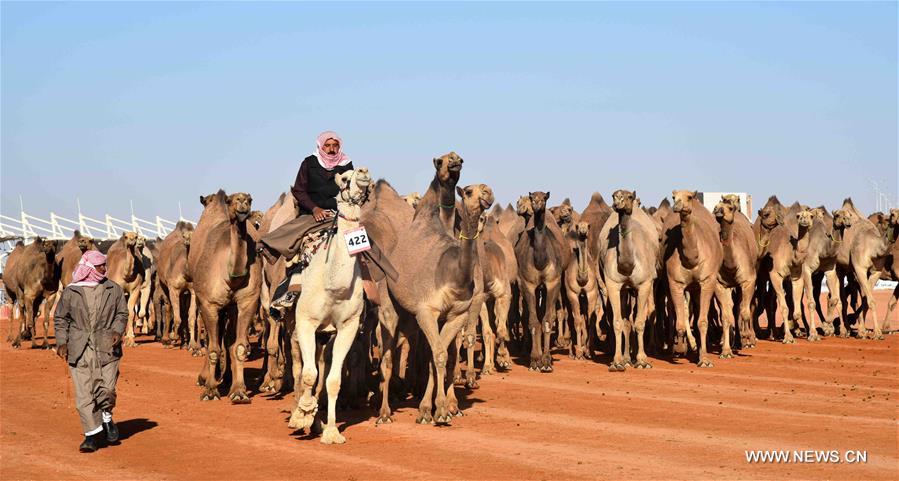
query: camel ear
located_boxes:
[692,190,698,199]
[433,158,441,170]
[775,211,784,225]
[456,186,465,197]
[545,191,551,200]
[632,190,637,200]
[200,195,207,207]
[672,190,678,197]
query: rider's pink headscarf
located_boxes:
[70,250,107,287]
[314,131,351,171]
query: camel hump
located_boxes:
[589,192,606,206]
[658,198,671,208]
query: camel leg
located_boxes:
[452,332,464,385]
[801,269,821,342]
[138,279,152,333]
[197,301,221,400]
[884,283,899,331]
[715,283,736,359]
[738,280,757,348]
[697,281,715,367]
[566,288,587,360]
[289,318,319,430]
[321,316,361,445]
[377,314,397,424]
[669,283,690,356]
[227,298,255,404]
[414,308,450,424]
[261,317,282,393]
[463,296,482,388]
[583,285,599,359]
[822,269,840,336]
[168,290,183,348]
[608,282,626,371]
[633,283,653,368]
[123,293,139,347]
[856,267,883,339]
[479,302,497,375]
[36,295,52,349]
[789,276,805,339]
[770,273,793,344]
[555,300,570,350]
[541,279,562,372]
[187,288,201,354]
[14,298,34,349]
[522,283,542,371]
[494,291,513,370]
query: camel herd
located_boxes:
[3,153,898,444]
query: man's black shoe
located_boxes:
[104,421,120,443]
[79,433,104,453]
[269,291,299,321]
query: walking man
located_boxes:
[54,250,128,452]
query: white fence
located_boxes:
[0,207,193,272]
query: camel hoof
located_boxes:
[320,426,345,445]
[782,336,796,344]
[200,392,220,401]
[807,334,821,342]
[482,365,496,376]
[719,352,735,359]
[465,378,479,389]
[634,360,652,369]
[124,338,138,348]
[453,374,465,386]
[838,331,850,339]
[608,363,626,372]
[375,414,394,425]
[698,359,714,368]
[229,391,251,404]
[416,414,433,425]
[874,333,885,341]
[856,331,869,340]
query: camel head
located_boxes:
[890,208,899,226]
[248,211,265,230]
[811,207,827,222]
[336,167,372,207]
[403,192,421,209]
[433,152,463,184]
[713,201,736,224]
[181,229,193,247]
[612,189,637,215]
[757,203,782,229]
[671,190,697,215]
[721,194,742,212]
[574,221,590,241]
[551,203,574,225]
[135,235,147,249]
[528,191,550,215]
[227,193,253,222]
[457,184,495,215]
[76,235,95,253]
[200,193,217,207]
[516,195,533,218]
[832,209,853,230]
[121,231,138,249]
[38,238,58,256]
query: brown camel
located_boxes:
[833,198,889,339]
[563,221,601,360]
[600,190,661,370]
[515,191,569,372]
[106,232,145,347]
[155,221,199,352]
[189,190,262,403]
[360,179,418,424]
[385,154,493,425]
[713,198,758,353]
[883,209,899,325]
[662,190,723,367]
[3,239,61,348]
[755,203,815,343]
[798,207,843,340]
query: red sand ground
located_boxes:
[1,292,897,480]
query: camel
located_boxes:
[755,203,815,343]
[550,198,579,348]
[599,190,661,370]
[515,191,569,372]
[713,198,759,353]
[562,221,601,360]
[360,179,417,424]
[155,221,199,352]
[106,232,146,347]
[662,190,723,367]
[798,208,843,340]
[3,238,61,348]
[883,209,899,325]
[832,199,889,339]
[287,168,372,444]
[403,192,421,209]
[189,190,262,403]
[385,152,493,424]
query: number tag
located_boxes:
[343,226,371,255]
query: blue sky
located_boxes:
[2,1,896,224]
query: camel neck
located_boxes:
[122,245,137,279]
[534,209,546,232]
[719,220,737,270]
[679,212,700,268]
[323,213,361,294]
[576,236,589,285]
[617,210,636,275]
[227,221,249,278]
[457,207,480,288]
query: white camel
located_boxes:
[288,167,372,445]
